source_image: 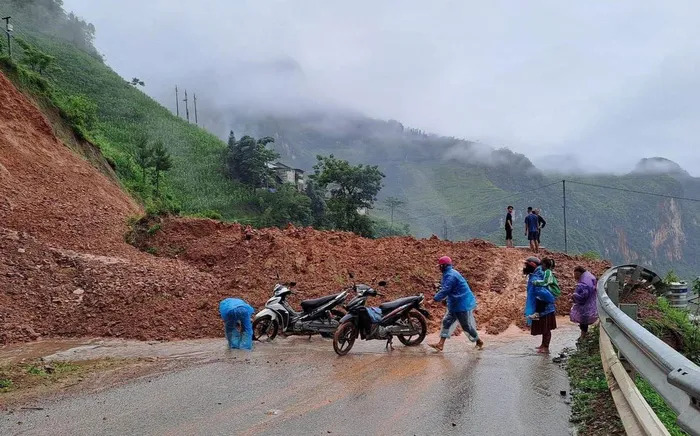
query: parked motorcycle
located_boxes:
[252,281,348,341]
[333,281,430,355]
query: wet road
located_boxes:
[1,323,577,436]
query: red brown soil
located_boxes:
[0,71,609,345]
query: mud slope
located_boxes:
[144,218,610,333]
[0,72,222,344]
[0,70,608,345]
[0,72,138,253]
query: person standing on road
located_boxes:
[524,207,540,253]
[534,209,546,245]
[429,256,484,352]
[505,205,514,248]
[219,297,255,350]
[570,266,598,339]
[523,257,557,354]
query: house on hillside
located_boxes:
[267,162,305,192]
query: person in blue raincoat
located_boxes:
[523,257,557,354]
[219,298,255,350]
[429,256,484,352]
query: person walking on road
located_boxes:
[523,257,557,354]
[534,209,546,245]
[219,297,255,350]
[429,256,484,351]
[570,266,598,339]
[524,207,540,253]
[505,205,514,248]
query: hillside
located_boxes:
[0,66,608,345]
[0,0,255,219]
[225,111,700,276]
[1,1,696,278]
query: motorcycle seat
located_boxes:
[379,296,421,313]
[300,294,340,312]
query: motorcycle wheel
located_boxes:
[253,316,278,341]
[333,321,356,356]
[397,310,427,346]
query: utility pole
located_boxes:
[183,89,190,123]
[193,93,198,125]
[563,180,568,253]
[442,218,448,240]
[175,86,180,117]
[2,16,12,58]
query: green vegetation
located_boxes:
[635,296,696,434]
[311,154,385,237]
[643,297,700,365]
[0,378,12,391]
[581,251,602,260]
[634,376,687,436]
[566,326,625,435]
[0,0,254,218]
[663,270,682,285]
[226,132,279,190]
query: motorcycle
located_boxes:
[252,281,348,341]
[332,280,431,356]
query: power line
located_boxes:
[566,180,700,203]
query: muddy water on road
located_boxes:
[1,320,578,436]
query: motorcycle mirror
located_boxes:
[348,272,354,279]
[378,280,387,287]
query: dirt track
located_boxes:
[0,70,609,345]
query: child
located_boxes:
[528,258,559,321]
[534,258,561,297]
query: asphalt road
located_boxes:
[1,324,578,436]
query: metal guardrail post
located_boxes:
[597,265,700,435]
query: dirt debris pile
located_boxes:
[0,70,608,345]
[140,217,610,333]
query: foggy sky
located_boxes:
[62,0,700,175]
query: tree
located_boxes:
[256,184,313,228]
[15,38,56,74]
[134,136,153,183]
[383,196,405,230]
[305,179,328,228]
[227,134,279,189]
[150,141,172,193]
[310,154,384,237]
[129,77,145,87]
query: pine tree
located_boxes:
[150,141,173,194]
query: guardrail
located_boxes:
[597,265,700,435]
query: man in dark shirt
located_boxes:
[534,209,546,245]
[524,207,540,253]
[505,206,514,248]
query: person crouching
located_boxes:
[219,298,255,350]
[429,256,484,351]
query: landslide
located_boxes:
[139,216,610,334]
[0,71,221,344]
[0,68,608,345]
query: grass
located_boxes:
[0,359,133,398]
[566,326,625,435]
[0,0,256,219]
[643,297,700,365]
[635,376,688,436]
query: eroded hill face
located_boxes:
[0,72,138,254]
[0,71,608,345]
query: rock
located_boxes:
[73,288,85,295]
[169,326,176,331]
[17,248,26,253]
[265,409,282,416]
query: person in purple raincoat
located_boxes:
[570,266,598,339]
